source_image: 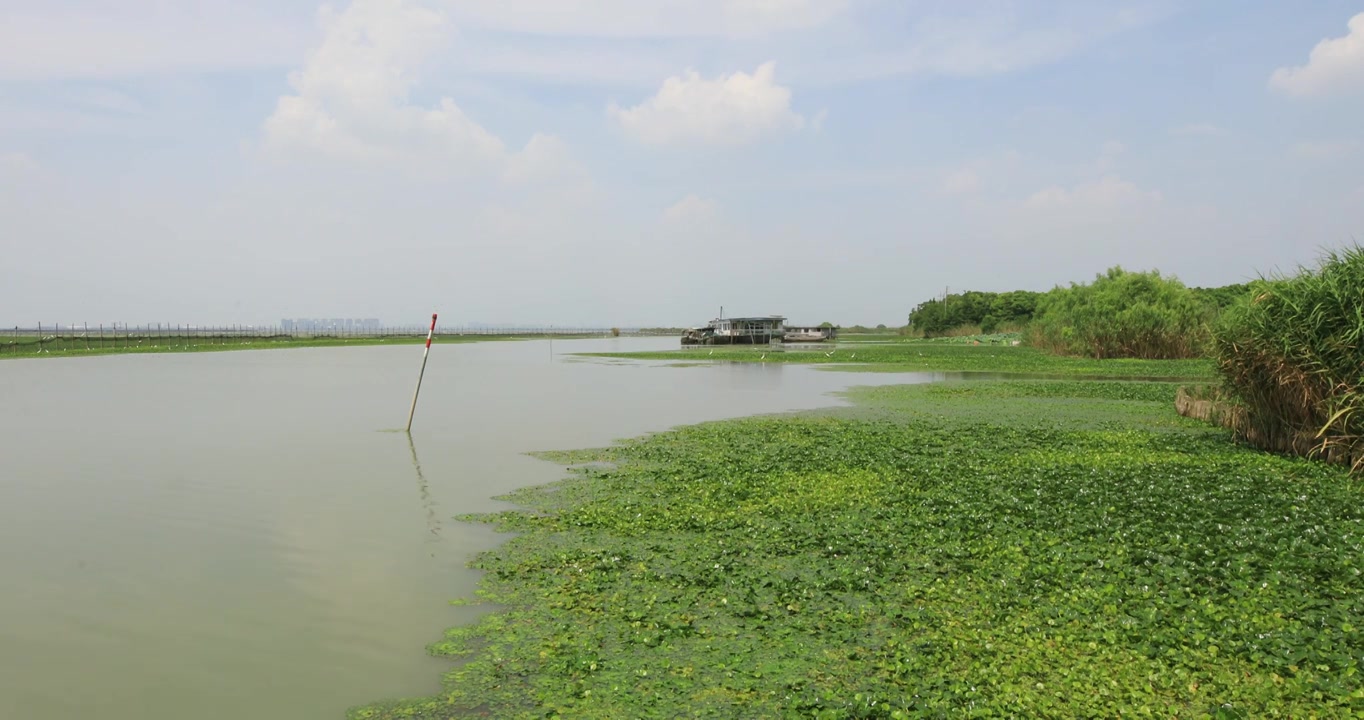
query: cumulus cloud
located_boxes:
[662,194,719,223]
[0,1,313,80]
[1096,140,1126,172]
[501,133,586,185]
[262,0,555,176]
[448,0,849,38]
[942,168,982,194]
[0,151,41,177]
[70,87,143,114]
[1269,12,1364,97]
[793,2,1171,85]
[609,62,806,146]
[425,1,1171,90]
[1291,139,1361,159]
[991,173,1213,279]
[1170,123,1226,137]
[0,152,51,208]
[1025,175,1162,211]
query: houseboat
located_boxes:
[782,325,838,342]
[681,316,785,345]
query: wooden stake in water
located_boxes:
[405,313,438,433]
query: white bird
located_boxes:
[760,353,767,361]
[708,349,713,355]
[825,351,834,357]
[850,353,856,359]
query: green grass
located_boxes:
[846,380,1203,433]
[838,332,1024,345]
[352,379,1363,719]
[582,343,1215,379]
[837,333,913,342]
[0,333,596,360]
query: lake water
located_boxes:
[0,338,939,719]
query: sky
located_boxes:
[1,1,1361,328]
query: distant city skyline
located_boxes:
[2,1,1359,327]
[280,318,382,332]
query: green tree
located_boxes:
[907,290,1041,336]
[1028,267,1210,359]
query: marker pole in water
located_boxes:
[406,313,438,433]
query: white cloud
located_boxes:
[452,45,684,89]
[426,1,1171,90]
[976,171,1224,283]
[662,194,719,223]
[796,2,1170,85]
[0,152,42,177]
[609,62,805,146]
[932,151,1031,199]
[3,1,1344,329]
[1025,175,1162,211]
[1170,123,1226,137]
[942,168,982,194]
[262,0,566,177]
[1270,12,1364,97]
[0,1,313,80]
[502,134,580,185]
[721,0,849,36]
[0,152,51,203]
[1096,140,1126,172]
[809,108,830,132]
[1291,139,1361,159]
[251,0,601,291]
[0,0,1163,93]
[70,87,143,114]
[448,0,849,38]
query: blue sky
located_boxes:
[1,0,1361,327]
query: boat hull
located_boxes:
[682,334,774,345]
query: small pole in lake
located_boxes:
[405,313,438,433]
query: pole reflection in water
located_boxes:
[407,433,443,541]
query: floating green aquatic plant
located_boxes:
[353,381,1363,719]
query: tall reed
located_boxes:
[1214,246,1364,471]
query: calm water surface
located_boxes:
[0,338,938,719]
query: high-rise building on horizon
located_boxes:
[281,318,381,332]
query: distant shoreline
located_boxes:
[0,333,616,361]
[579,342,1216,379]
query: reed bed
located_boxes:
[1213,246,1364,471]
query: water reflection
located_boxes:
[407,434,442,541]
[0,337,946,720]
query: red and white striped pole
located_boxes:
[406,313,438,432]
